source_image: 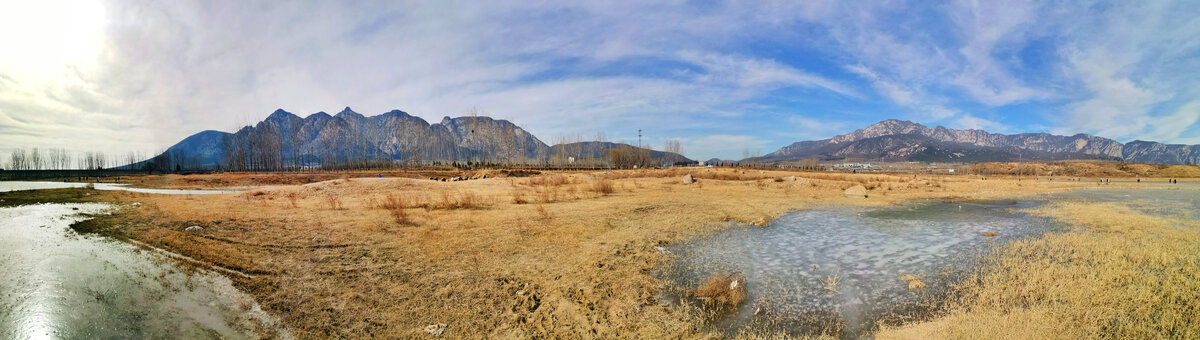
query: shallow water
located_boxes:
[0,203,279,339]
[661,199,1058,338]
[1056,186,1200,219]
[0,181,233,195]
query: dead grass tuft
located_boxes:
[588,179,616,195]
[687,271,747,308]
[528,174,569,187]
[285,192,300,208]
[432,190,486,210]
[322,194,344,210]
[382,194,417,226]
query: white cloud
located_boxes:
[1145,101,1200,142]
[679,51,858,98]
[947,0,1048,106]
[3,0,1200,163]
[1049,1,1200,142]
[0,0,859,160]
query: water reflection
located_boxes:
[0,203,281,339]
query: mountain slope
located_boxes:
[761,119,1197,164]
[140,108,689,170]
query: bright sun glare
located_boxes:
[0,0,106,83]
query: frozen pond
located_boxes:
[0,203,282,339]
[660,199,1058,338]
[0,181,233,195]
[1059,187,1199,219]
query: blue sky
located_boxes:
[1,1,1199,160]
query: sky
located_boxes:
[1,0,1199,161]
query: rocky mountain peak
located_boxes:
[265,109,297,122]
[335,107,362,118]
[830,119,927,144]
[761,119,1197,164]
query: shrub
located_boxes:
[589,180,615,195]
[323,194,344,210]
[528,174,568,187]
[511,191,529,204]
[382,194,415,225]
[432,191,485,210]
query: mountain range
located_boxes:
[138,107,690,171]
[756,119,1199,165]
[141,110,1198,171]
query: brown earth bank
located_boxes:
[10,167,1196,338]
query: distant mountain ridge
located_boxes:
[759,119,1199,165]
[138,107,690,170]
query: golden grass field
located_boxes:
[24,166,1200,338]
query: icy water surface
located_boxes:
[0,203,282,339]
[1058,186,1200,219]
[661,199,1058,338]
[0,181,233,195]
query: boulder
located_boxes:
[184,225,204,232]
[682,174,695,184]
[844,185,867,198]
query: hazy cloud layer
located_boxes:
[1,0,1198,160]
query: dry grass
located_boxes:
[821,269,841,292]
[588,179,616,195]
[686,271,747,308]
[963,161,1200,178]
[432,190,486,210]
[381,194,416,226]
[285,191,299,208]
[80,167,1103,338]
[878,202,1200,339]
[322,194,344,210]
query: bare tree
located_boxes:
[29,148,43,170]
[8,148,28,170]
[663,139,682,165]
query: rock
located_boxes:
[184,225,204,232]
[785,176,796,182]
[424,324,446,336]
[682,174,695,184]
[844,185,867,198]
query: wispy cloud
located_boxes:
[1,0,1198,161]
